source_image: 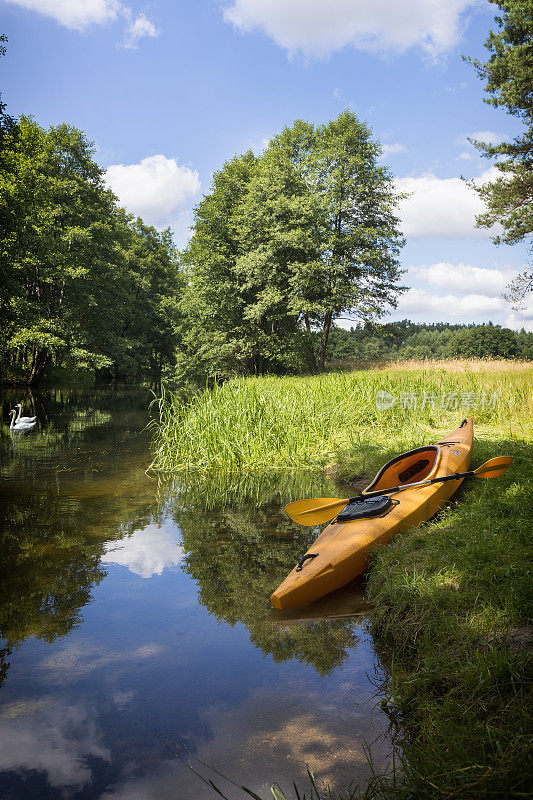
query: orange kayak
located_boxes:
[270,419,473,610]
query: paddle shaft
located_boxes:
[350,469,475,503]
[285,456,511,526]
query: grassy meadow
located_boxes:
[151,361,532,475]
[152,361,532,799]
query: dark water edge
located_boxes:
[0,387,394,799]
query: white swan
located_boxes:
[9,409,37,432]
[15,403,37,423]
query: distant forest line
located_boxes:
[326,320,533,363]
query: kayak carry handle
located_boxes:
[295,553,318,572]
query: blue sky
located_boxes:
[2,0,531,330]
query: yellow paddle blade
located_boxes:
[285,497,349,527]
[473,456,512,479]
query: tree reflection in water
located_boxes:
[164,471,367,677]
[0,388,158,689]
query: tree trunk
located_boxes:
[28,347,49,385]
[304,314,317,373]
[318,309,333,372]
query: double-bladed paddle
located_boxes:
[285,456,512,527]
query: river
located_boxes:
[0,388,393,799]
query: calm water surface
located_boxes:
[0,388,393,799]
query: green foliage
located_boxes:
[0,112,182,384]
[326,320,533,361]
[447,322,520,357]
[465,1,533,303]
[179,150,273,379]
[116,218,182,381]
[179,111,405,379]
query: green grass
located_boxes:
[364,430,532,799]
[151,366,532,474]
[151,364,532,798]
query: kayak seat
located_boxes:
[399,459,430,483]
[366,446,438,493]
[337,495,393,522]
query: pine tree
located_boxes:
[466,0,533,305]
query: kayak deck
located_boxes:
[270,419,473,610]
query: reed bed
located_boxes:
[151,367,532,474]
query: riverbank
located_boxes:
[152,364,532,797]
[365,429,532,798]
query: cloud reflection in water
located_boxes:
[102,522,185,579]
[0,698,110,790]
[100,680,390,800]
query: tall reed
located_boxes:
[151,367,532,473]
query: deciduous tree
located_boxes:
[182,111,405,377]
[0,114,182,383]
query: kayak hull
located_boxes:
[270,419,473,610]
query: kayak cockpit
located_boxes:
[364,446,439,493]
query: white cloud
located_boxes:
[505,293,533,332]
[40,640,166,681]
[4,0,120,30]
[249,135,271,155]
[411,263,518,296]
[395,167,500,239]
[123,12,158,48]
[444,81,469,94]
[396,288,507,317]
[105,154,201,236]
[101,683,387,799]
[102,522,185,578]
[385,263,531,329]
[380,142,405,158]
[4,0,158,46]
[221,0,479,58]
